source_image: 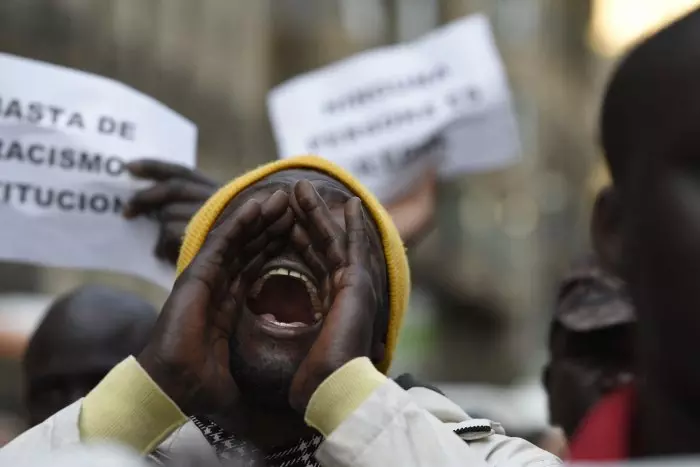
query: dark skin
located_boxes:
[138,170,388,452]
[23,285,156,427]
[544,325,634,439]
[124,159,219,265]
[596,152,700,457]
[593,10,700,456]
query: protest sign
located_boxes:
[0,53,197,288]
[267,13,521,202]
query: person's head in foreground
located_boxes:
[575,7,700,459]
[23,285,156,427]
[184,160,396,406]
[138,155,410,455]
[543,254,635,440]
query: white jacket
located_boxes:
[1,377,560,467]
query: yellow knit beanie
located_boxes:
[176,155,410,374]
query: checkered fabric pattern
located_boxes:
[191,416,324,467]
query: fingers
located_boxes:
[292,180,347,271]
[178,198,261,296]
[157,202,206,222]
[289,224,327,279]
[231,207,293,270]
[215,192,292,326]
[344,197,371,269]
[127,159,215,185]
[124,180,215,218]
[218,191,292,280]
[238,238,286,288]
[261,191,294,233]
[155,220,189,262]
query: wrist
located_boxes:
[136,350,189,413]
[81,356,188,453]
[304,357,386,436]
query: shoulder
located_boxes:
[399,378,563,467]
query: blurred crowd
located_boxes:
[5,3,700,467]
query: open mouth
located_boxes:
[247,260,324,330]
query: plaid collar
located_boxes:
[191,415,323,467]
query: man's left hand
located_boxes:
[288,180,379,413]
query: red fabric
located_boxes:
[568,384,635,461]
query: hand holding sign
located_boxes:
[125,160,219,266]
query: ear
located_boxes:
[591,186,624,276]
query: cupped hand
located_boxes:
[288,180,379,413]
[138,190,294,415]
[124,159,219,265]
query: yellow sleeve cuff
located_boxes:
[304,357,387,437]
[80,356,188,454]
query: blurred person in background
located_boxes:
[23,285,156,427]
[3,157,560,467]
[569,7,700,460]
[543,252,635,442]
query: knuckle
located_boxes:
[298,195,316,212]
[323,232,346,251]
[165,222,184,239]
[352,267,377,304]
[166,179,185,196]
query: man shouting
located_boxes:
[2,156,559,467]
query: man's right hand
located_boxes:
[137,191,294,415]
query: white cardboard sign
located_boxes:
[0,53,197,288]
[268,14,521,202]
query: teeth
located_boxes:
[263,319,309,328]
[247,266,325,318]
[310,293,322,313]
[251,268,320,301]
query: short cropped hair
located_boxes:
[601,8,700,184]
